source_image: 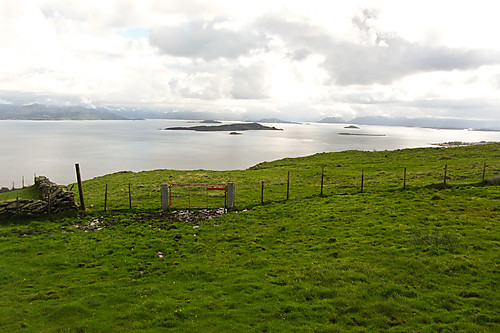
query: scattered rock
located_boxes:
[77,208,231,232]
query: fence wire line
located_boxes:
[78,161,498,210]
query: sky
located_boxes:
[1,0,500,121]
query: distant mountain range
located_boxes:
[318,116,344,123]
[255,118,300,124]
[0,103,498,130]
[319,116,500,131]
[0,104,128,120]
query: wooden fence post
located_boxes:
[16,197,19,216]
[128,183,132,209]
[444,164,447,185]
[320,166,324,196]
[261,181,264,204]
[403,167,407,189]
[482,162,486,183]
[75,163,85,211]
[288,171,290,200]
[361,169,364,192]
[104,184,108,212]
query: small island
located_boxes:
[165,122,283,132]
[344,125,360,129]
[339,132,386,137]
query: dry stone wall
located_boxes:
[0,176,78,219]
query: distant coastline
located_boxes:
[431,141,496,147]
[1,102,499,131]
[0,104,128,120]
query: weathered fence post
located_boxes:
[206,187,209,208]
[22,176,25,188]
[104,184,108,212]
[321,166,324,196]
[286,171,290,200]
[75,163,85,211]
[403,167,407,189]
[261,181,264,204]
[128,183,132,209]
[444,164,448,185]
[361,169,364,192]
[482,162,486,183]
[16,197,19,216]
[226,183,235,209]
[161,184,169,209]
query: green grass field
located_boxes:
[0,186,41,201]
[1,143,499,332]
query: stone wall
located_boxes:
[0,176,78,219]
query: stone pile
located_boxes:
[0,176,78,219]
[0,198,48,218]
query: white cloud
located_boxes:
[231,63,270,99]
[0,0,499,121]
[150,18,268,60]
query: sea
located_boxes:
[1,119,499,188]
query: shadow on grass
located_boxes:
[0,210,79,226]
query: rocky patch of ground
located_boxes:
[73,208,230,232]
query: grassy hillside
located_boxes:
[0,186,41,200]
[73,143,499,211]
[0,143,499,332]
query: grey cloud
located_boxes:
[256,13,500,85]
[231,64,269,99]
[322,38,500,85]
[150,19,267,60]
[169,74,226,100]
[287,48,311,61]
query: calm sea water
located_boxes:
[1,119,499,187]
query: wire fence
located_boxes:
[75,159,499,211]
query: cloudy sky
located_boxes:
[1,0,500,121]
